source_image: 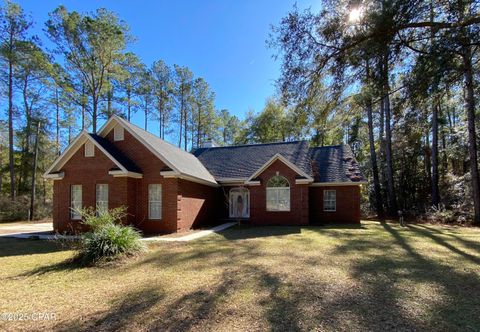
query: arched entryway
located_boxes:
[229,187,250,218]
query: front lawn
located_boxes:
[1,221,479,331]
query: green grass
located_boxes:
[1,221,479,331]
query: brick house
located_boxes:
[44,115,365,234]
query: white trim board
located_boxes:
[245,153,314,183]
[99,115,218,187]
[160,171,220,187]
[99,116,179,175]
[43,132,136,178]
[310,181,367,187]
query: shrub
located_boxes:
[75,207,145,265]
[80,223,144,264]
[78,206,129,231]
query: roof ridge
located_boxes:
[199,140,308,150]
[115,115,195,155]
[310,144,344,150]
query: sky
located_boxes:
[16,0,320,135]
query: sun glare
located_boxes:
[348,7,362,23]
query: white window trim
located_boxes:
[229,187,250,218]
[324,190,336,212]
[71,185,82,220]
[96,184,109,215]
[114,125,124,141]
[148,184,162,220]
[85,141,94,157]
[266,187,291,212]
[266,176,291,212]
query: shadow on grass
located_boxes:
[331,222,480,331]
[220,225,302,240]
[12,222,480,331]
[0,238,69,258]
[219,224,365,241]
[55,286,165,331]
[406,224,480,264]
[15,259,81,278]
[415,224,480,253]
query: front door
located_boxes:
[229,188,249,218]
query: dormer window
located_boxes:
[85,141,94,157]
[114,126,124,141]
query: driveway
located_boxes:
[0,221,53,238]
[0,221,236,241]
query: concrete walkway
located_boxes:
[0,221,237,242]
[142,222,237,242]
[0,222,53,236]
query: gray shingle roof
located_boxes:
[194,141,364,183]
[193,141,312,179]
[89,134,141,173]
[114,116,217,184]
[309,145,365,183]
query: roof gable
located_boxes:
[44,131,141,178]
[193,141,312,181]
[246,153,313,183]
[98,115,217,186]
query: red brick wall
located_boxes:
[309,186,361,223]
[177,179,221,232]
[52,144,129,233]
[104,128,179,234]
[219,160,309,226]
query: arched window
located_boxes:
[266,176,290,211]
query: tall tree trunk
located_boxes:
[367,97,384,218]
[127,89,131,121]
[107,86,113,116]
[144,99,148,131]
[158,99,162,138]
[55,87,60,155]
[462,44,480,224]
[92,96,98,133]
[81,85,86,130]
[378,75,387,200]
[382,50,397,215]
[179,107,183,148]
[20,75,31,192]
[430,0,440,208]
[197,105,201,148]
[431,102,440,207]
[184,107,188,151]
[29,122,40,221]
[425,126,432,191]
[161,111,166,139]
[8,48,16,200]
[365,60,384,217]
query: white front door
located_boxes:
[229,188,249,218]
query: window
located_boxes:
[71,185,82,220]
[324,190,336,211]
[148,184,162,219]
[96,184,109,215]
[266,176,290,211]
[85,141,94,157]
[114,126,124,141]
